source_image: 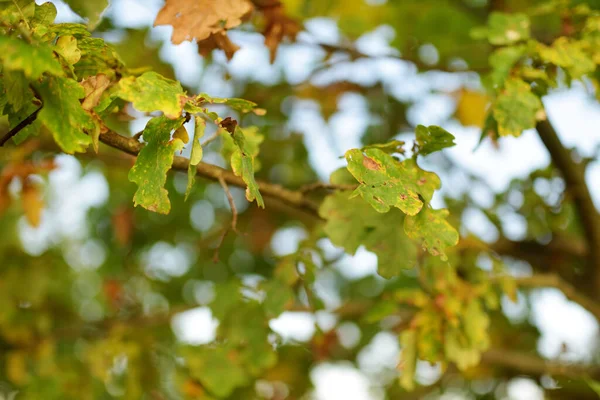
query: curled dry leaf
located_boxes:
[197,32,240,61]
[155,0,253,59]
[81,74,111,111]
[262,4,300,63]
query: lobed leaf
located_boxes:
[222,126,265,207]
[128,116,186,214]
[486,12,530,45]
[34,76,95,154]
[62,0,109,29]
[415,125,456,156]
[404,207,459,260]
[345,148,440,215]
[492,78,543,137]
[320,192,417,278]
[116,71,186,119]
[185,118,205,200]
[0,36,63,79]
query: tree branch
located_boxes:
[508,273,600,322]
[535,119,600,296]
[0,104,42,146]
[482,348,600,379]
[98,130,321,217]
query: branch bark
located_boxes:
[535,119,600,297]
[482,348,600,379]
[98,130,321,217]
[509,273,600,322]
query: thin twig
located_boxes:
[0,104,42,147]
[218,175,239,233]
[201,128,222,147]
[212,228,229,263]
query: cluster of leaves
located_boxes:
[2,0,600,398]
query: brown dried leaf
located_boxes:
[262,5,300,63]
[154,0,254,61]
[81,74,111,111]
[197,32,240,60]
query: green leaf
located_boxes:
[2,70,30,112]
[345,148,423,215]
[585,378,600,395]
[185,346,249,398]
[486,12,530,45]
[116,71,186,119]
[262,280,295,317]
[361,139,405,155]
[399,330,417,391]
[319,192,417,278]
[463,300,490,351]
[31,1,57,37]
[538,37,596,79]
[34,76,95,154]
[62,0,108,29]
[185,118,205,200]
[0,0,35,26]
[445,328,481,371]
[404,207,459,260]
[0,36,63,79]
[486,45,527,89]
[50,23,91,39]
[197,93,258,113]
[415,125,456,156]
[55,35,81,65]
[128,116,185,214]
[493,78,543,137]
[222,126,265,208]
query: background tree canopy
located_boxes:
[2,0,600,398]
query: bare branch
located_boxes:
[536,119,600,297]
[0,104,42,147]
[98,129,321,217]
[499,273,600,322]
[482,348,600,379]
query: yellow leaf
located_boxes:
[173,125,190,144]
[455,89,489,128]
[22,181,43,227]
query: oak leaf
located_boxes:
[154,0,253,58]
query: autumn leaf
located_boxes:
[0,36,63,79]
[493,78,543,137]
[128,116,186,214]
[404,207,459,260]
[116,72,187,119]
[345,148,423,215]
[221,126,265,207]
[81,74,111,111]
[320,192,417,278]
[455,90,489,128]
[34,76,96,154]
[262,4,300,63]
[154,0,254,58]
[185,118,205,200]
[21,180,44,227]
